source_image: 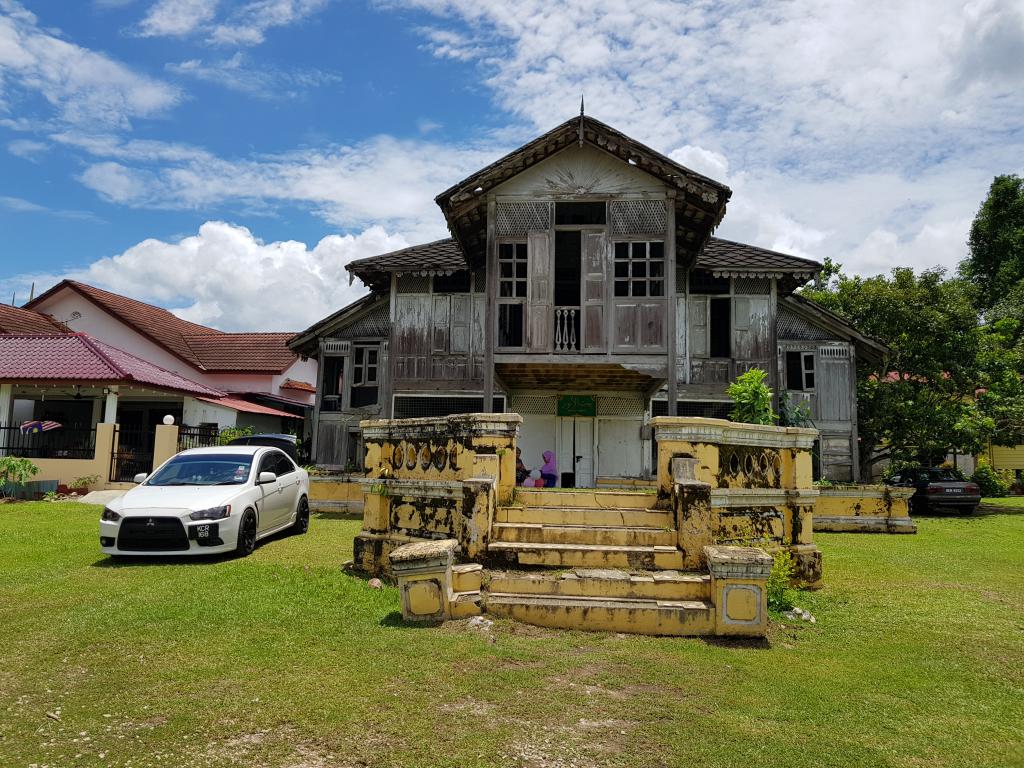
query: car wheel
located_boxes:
[292,496,310,535]
[236,510,258,557]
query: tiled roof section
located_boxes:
[281,378,317,392]
[198,395,301,419]
[182,333,298,373]
[698,238,822,276]
[54,281,221,366]
[347,239,466,289]
[0,334,224,397]
[0,304,67,334]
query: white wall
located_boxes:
[182,397,238,430]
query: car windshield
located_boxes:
[147,454,254,486]
[924,469,960,482]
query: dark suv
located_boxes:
[227,433,299,462]
[884,468,981,514]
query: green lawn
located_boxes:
[0,504,1021,768]
[983,495,1024,509]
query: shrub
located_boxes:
[727,368,776,426]
[217,425,255,446]
[971,460,1011,497]
[765,548,796,612]
[0,457,40,498]
[69,474,100,492]
[778,394,814,428]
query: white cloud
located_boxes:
[166,52,341,97]
[5,221,406,331]
[0,194,103,221]
[7,137,46,158]
[0,0,181,128]
[137,0,217,37]
[71,132,502,242]
[209,0,329,46]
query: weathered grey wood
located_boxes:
[451,295,471,355]
[582,231,607,352]
[732,295,770,361]
[665,194,677,414]
[431,295,449,354]
[613,302,638,351]
[484,196,497,410]
[527,230,552,352]
[639,301,666,352]
[687,296,708,358]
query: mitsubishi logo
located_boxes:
[146,518,155,527]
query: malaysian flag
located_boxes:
[20,420,62,434]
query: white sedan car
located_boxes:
[100,446,310,557]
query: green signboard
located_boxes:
[557,394,596,417]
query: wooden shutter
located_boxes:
[688,297,709,357]
[527,230,552,352]
[450,295,470,355]
[732,296,770,360]
[431,295,450,353]
[582,232,607,352]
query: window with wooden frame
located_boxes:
[613,241,664,297]
[786,351,815,391]
[497,242,528,348]
[353,345,379,386]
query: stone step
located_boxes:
[496,505,673,528]
[487,569,710,602]
[451,563,483,593]
[488,541,685,570]
[491,522,676,547]
[515,489,659,510]
[485,593,714,636]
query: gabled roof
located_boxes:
[781,293,889,363]
[0,303,67,334]
[697,238,820,278]
[288,293,390,357]
[0,333,225,397]
[435,115,732,268]
[26,280,298,374]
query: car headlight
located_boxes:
[189,505,231,521]
[101,507,121,522]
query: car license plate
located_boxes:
[195,524,210,538]
[946,488,963,493]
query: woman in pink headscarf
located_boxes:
[540,450,557,489]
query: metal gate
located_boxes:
[109,425,155,483]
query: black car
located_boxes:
[227,433,299,462]
[884,467,981,514]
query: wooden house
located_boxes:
[289,116,886,482]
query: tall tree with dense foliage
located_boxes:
[961,174,1024,309]
[803,268,989,477]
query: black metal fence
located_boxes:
[109,425,155,483]
[0,426,96,459]
[177,424,220,451]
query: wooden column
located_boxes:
[311,338,326,461]
[483,196,497,412]
[665,194,678,415]
[769,277,779,410]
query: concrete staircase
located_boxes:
[489,489,684,570]
[482,489,719,635]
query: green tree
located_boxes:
[803,268,989,476]
[961,174,1024,309]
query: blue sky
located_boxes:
[1,0,1022,330]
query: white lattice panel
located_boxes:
[509,393,557,415]
[597,395,646,417]
[496,201,552,236]
[609,199,667,235]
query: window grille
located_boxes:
[818,345,850,358]
[609,199,667,235]
[734,277,771,294]
[496,201,551,236]
[613,241,665,298]
[396,274,430,293]
[392,395,505,419]
[597,395,646,417]
[651,400,733,419]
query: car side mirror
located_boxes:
[257,471,278,485]
[133,472,148,484]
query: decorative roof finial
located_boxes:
[578,94,585,147]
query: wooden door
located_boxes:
[526,230,552,352]
[558,417,595,488]
[582,231,607,352]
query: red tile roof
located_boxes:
[0,334,224,397]
[197,395,301,419]
[281,378,317,393]
[26,280,298,373]
[0,304,67,335]
[182,333,298,373]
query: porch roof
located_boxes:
[197,395,301,419]
[0,333,224,397]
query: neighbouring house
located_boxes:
[290,115,886,481]
[19,280,316,435]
